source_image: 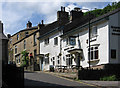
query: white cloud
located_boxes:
[2,2,65,35]
[1,1,113,35]
[1,0,118,2]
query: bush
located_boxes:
[100,75,118,81]
[50,65,54,72]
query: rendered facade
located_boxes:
[8,7,120,71]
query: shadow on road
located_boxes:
[24,78,73,88]
[24,78,97,88]
[24,71,97,88]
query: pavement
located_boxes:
[40,71,120,88]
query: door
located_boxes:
[41,58,43,71]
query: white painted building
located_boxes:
[38,7,120,71]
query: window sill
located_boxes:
[53,45,58,47]
[87,59,100,63]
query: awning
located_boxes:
[67,48,83,54]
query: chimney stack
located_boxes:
[57,6,69,25]
[41,20,44,25]
[70,7,83,21]
[38,20,44,29]
[27,21,32,28]
[0,21,3,33]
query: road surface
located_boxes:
[24,71,97,88]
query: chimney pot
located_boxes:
[41,20,44,25]
[27,21,32,28]
[0,21,3,33]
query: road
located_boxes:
[24,71,97,88]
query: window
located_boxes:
[34,34,37,45]
[16,55,20,64]
[45,57,49,64]
[24,40,26,49]
[66,54,72,66]
[25,32,29,37]
[15,45,17,54]
[44,38,49,45]
[111,49,116,59]
[57,57,60,65]
[54,37,58,45]
[17,34,19,40]
[88,46,99,60]
[90,26,97,38]
[53,57,55,65]
[34,50,37,63]
[69,37,76,45]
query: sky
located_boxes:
[0,0,120,35]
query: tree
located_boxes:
[84,1,120,18]
[20,50,29,67]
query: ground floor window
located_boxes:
[16,55,20,64]
[111,49,116,59]
[45,57,49,64]
[88,46,99,60]
[52,57,55,65]
[66,58,72,66]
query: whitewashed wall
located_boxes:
[40,30,62,70]
[62,21,109,68]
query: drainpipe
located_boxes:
[60,38,62,66]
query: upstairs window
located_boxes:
[54,37,58,45]
[17,34,19,40]
[90,26,97,38]
[34,34,37,45]
[24,40,26,49]
[15,45,17,54]
[88,46,99,60]
[44,38,49,45]
[25,32,29,37]
[69,37,76,45]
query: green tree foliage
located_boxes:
[20,50,29,67]
[84,1,120,17]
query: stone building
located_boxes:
[8,21,44,71]
[8,7,120,72]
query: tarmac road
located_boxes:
[24,71,97,88]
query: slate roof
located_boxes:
[11,26,38,37]
[39,21,60,37]
[62,7,120,36]
[63,14,95,34]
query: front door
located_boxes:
[41,58,43,71]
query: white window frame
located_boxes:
[90,26,97,38]
[44,38,49,45]
[54,37,58,45]
[88,46,99,60]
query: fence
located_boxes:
[2,64,24,88]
